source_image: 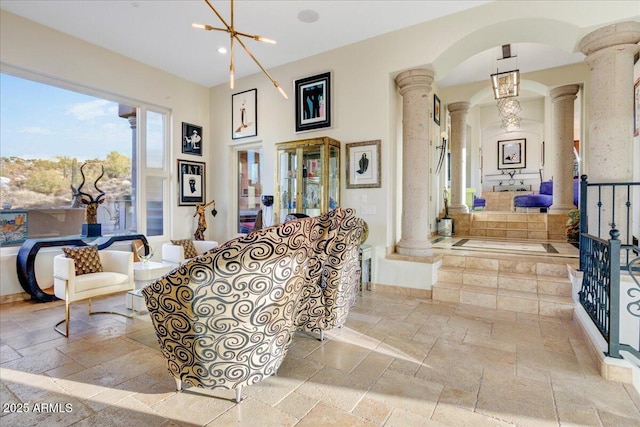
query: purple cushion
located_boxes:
[540,181,553,195]
[513,194,553,208]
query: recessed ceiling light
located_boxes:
[297,9,319,24]
[218,47,227,54]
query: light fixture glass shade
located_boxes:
[490,69,520,99]
[501,114,521,132]
[497,98,521,118]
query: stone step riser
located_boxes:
[434,252,576,318]
[432,283,574,319]
[438,269,572,296]
[442,255,572,278]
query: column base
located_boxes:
[549,204,576,214]
[396,238,433,257]
[448,204,469,214]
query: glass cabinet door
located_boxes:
[301,145,323,217]
[275,137,340,223]
[328,145,339,210]
[277,148,298,223]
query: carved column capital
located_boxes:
[550,85,579,103]
[395,69,434,96]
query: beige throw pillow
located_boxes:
[171,239,198,259]
[62,245,103,276]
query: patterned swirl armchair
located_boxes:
[142,218,316,403]
[293,208,365,340]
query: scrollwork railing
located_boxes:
[627,255,640,319]
[579,232,612,340]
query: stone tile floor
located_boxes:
[1,291,640,426]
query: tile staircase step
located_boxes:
[434,252,576,319]
[432,281,574,318]
[462,270,499,288]
[537,278,572,297]
[431,281,461,303]
[498,273,538,293]
[437,267,464,284]
[443,254,575,278]
[460,285,497,309]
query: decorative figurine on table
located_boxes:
[193,200,214,240]
[76,162,106,237]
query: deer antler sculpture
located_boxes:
[77,163,106,224]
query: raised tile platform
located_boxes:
[432,252,577,319]
[447,212,570,241]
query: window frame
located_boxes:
[0,65,171,249]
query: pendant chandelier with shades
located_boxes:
[490,44,521,131]
[193,0,288,99]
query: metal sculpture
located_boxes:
[194,200,214,240]
[77,163,106,224]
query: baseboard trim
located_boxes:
[0,292,31,304]
[369,283,431,299]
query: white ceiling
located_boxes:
[0,0,585,89]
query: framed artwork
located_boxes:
[634,77,640,137]
[232,88,257,139]
[295,71,331,133]
[182,122,202,156]
[178,159,205,206]
[346,140,381,189]
[498,138,526,169]
[0,210,28,245]
[433,94,441,125]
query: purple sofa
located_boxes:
[513,179,579,212]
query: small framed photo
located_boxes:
[498,138,526,169]
[0,210,28,245]
[434,94,441,125]
[178,159,205,206]
[346,140,381,189]
[232,88,257,139]
[182,122,202,156]
[295,71,331,133]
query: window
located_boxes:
[237,148,263,233]
[0,72,169,245]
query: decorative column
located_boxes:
[549,85,579,214]
[447,102,470,213]
[118,105,137,233]
[579,21,640,242]
[395,69,434,256]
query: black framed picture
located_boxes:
[346,140,381,189]
[498,138,526,169]
[232,88,257,140]
[182,122,202,156]
[178,159,205,206]
[434,94,441,125]
[295,71,331,133]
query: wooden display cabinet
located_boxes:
[275,136,340,223]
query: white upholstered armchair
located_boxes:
[161,239,218,265]
[53,247,134,337]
